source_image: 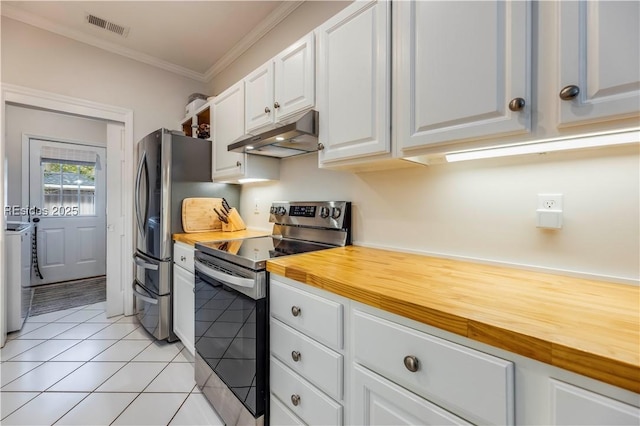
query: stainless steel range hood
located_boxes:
[228,110,319,158]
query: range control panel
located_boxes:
[269,201,350,230]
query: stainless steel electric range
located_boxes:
[193,201,351,425]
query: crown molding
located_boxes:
[203,1,304,81]
[2,2,305,83]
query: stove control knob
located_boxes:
[269,206,276,215]
[331,207,342,219]
[320,206,330,218]
[277,207,287,216]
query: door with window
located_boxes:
[29,139,106,284]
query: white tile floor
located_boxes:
[0,302,224,426]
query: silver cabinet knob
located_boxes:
[403,355,419,372]
[291,306,301,317]
[508,97,525,111]
[236,161,242,167]
[559,85,580,101]
[180,256,186,262]
[291,351,301,362]
[291,394,300,406]
[264,106,271,114]
[274,102,280,109]
[317,143,325,151]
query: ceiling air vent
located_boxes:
[85,13,130,37]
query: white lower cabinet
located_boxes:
[172,242,194,355]
[352,309,514,425]
[352,364,470,425]
[271,357,343,425]
[269,276,346,425]
[550,380,640,426]
[268,274,639,426]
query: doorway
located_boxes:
[1,84,134,328]
[28,139,107,285]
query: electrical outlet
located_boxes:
[254,198,260,215]
[538,194,563,210]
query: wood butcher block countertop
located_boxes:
[173,229,269,246]
[266,245,640,393]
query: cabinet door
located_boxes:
[212,81,245,181]
[550,380,640,425]
[317,0,391,164]
[352,364,471,426]
[396,1,531,151]
[173,264,194,356]
[274,32,315,121]
[245,62,274,133]
[558,1,640,126]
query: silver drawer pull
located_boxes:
[291,394,301,406]
[180,256,186,262]
[404,355,419,372]
[291,306,301,317]
[291,351,301,362]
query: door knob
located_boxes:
[274,102,280,109]
[291,306,301,317]
[403,355,419,372]
[291,394,301,406]
[264,106,271,114]
[508,97,525,112]
[236,161,242,167]
[559,85,580,101]
[291,351,301,362]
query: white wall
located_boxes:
[1,17,207,141]
[4,105,108,220]
[240,145,639,283]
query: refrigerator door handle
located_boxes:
[133,253,159,270]
[132,283,159,305]
[135,151,147,236]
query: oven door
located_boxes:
[194,252,267,422]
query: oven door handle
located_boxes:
[195,259,255,289]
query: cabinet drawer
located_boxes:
[353,309,514,425]
[352,364,471,425]
[271,357,343,426]
[271,318,343,400]
[270,394,305,426]
[270,279,343,350]
[173,242,194,273]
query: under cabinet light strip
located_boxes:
[444,129,640,163]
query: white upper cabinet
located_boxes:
[245,32,315,134]
[212,81,246,181]
[557,1,640,127]
[274,34,315,120]
[317,0,391,166]
[396,0,531,153]
[244,62,274,133]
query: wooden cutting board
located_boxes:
[181,198,223,233]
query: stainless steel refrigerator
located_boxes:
[133,128,238,341]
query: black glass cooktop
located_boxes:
[195,236,334,271]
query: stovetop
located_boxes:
[196,236,334,271]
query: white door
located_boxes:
[352,364,470,425]
[212,81,246,181]
[245,62,275,133]
[274,32,315,121]
[29,139,106,285]
[396,0,531,151]
[317,0,391,165]
[558,0,640,126]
